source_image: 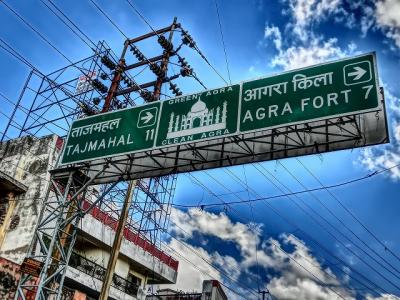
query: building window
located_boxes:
[0,195,10,227]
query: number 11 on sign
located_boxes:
[145,128,155,141]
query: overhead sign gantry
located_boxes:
[62,53,380,164]
[60,53,387,184]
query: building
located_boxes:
[0,135,179,300]
[146,280,228,300]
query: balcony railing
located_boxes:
[68,251,139,297]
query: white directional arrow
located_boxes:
[348,66,367,80]
[141,111,154,124]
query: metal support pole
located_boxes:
[102,40,129,112]
[99,180,136,300]
[153,17,177,100]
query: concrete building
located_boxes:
[0,135,179,300]
[146,280,228,300]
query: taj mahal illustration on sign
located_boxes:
[167,98,228,139]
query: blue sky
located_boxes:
[1,0,400,299]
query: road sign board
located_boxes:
[155,85,240,147]
[61,102,160,164]
[240,53,379,133]
[61,53,381,165]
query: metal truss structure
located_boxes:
[11,18,202,300]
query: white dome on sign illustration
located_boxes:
[190,98,207,113]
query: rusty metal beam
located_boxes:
[99,180,136,300]
[127,25,174,44]
[124,54,165,71]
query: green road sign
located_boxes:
[61,53,380,165]
[61,102,160,164]
[240,53,379,132]
[155,85,240,147]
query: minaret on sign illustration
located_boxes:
[167,98,228,139]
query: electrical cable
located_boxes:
[214,0,231,84]
[221,166,386,296]
[185,172,348,299]
[296,157,400,264]
[0,4,396,296]
[278,160,400,281]
[160,241,250,300]
[124,0,158,34]
[172,163,399,208]
[39,0,96,50]
[0,91,69,134]
[2,0,74,64]
[123,0,229,85]
[88,0,128,39]
[198,166,390,296]
[253,162,399,294]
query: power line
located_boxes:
[123,0,229,85]
[278,160,400,282]
[0,38,39,72]
[0,4,238,295]
[184,165,392,296]
[1,88,390,296]
[160,241,250,300]
[201,169,362,298]
[214,0,231,84]
[1,0,74,64]
[185,172,349,299]
[254,162,400,294]
[124,0,158,34]
[0,2,102,110]
[88,0,128,39]
[173,164,399,208]
[221,166,385,296]
[0,39,85,116]
[166,221,259,298]
[296,157,400,265]
[0,90,69,134]
[39,0,96,50]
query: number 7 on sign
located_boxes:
[362,85,373,100]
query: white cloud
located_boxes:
[266,32,357,71]
[265,25,282,51]
[263,0,400,181]
[360,5,376,36]
[170,208,261,261]
[167,208,382,300]
[375,0,400,47]
[165,209,400,299]
[166,239,222,290]
[361,132,400,180]
[360,87,400,180]
[283,0,342,41]
[264,1,358,72]
[264,234,354,300]
[367,294,400,300]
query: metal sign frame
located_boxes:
[56,100,387,184]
